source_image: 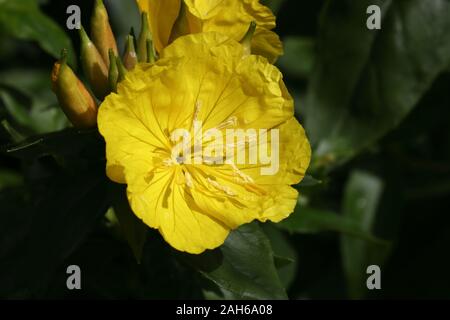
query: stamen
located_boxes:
[227,161,254,183]
[193,100,202,123]
[215,116,238,130]
[206,177,236,196]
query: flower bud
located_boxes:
[79,26,109,99]
[51,50,97,128]
[137,12,155,62]
[240,21,256,57]
[117,56,127,82]
[108,49,119,92]
[91,0,118,67]
[123,35,137,70]
[146,39,156,63]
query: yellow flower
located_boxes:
[136,0,283,63]
[98,33,310,254]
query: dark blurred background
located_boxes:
[1,0,449,299]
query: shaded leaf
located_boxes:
[111,184,147,264]
[0,69,69,135]
[0,119,24,143]
[278,202,387,244]
[182,223,287,300]
[340,170,390,299]
[305,0,450,168]
[0,0,76,66]
[0,169,23,191]
[277,36,315,79]
[0,168,110,297]
[261,0,287,14]
[261,223,297,289]
[1,128,104,163]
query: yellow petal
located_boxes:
[184,0,282,61]
[251,27,283,64]
[183,0,226,19]
[240,118,312,186]
[161,34,292,131]
[259,185,299,222]
[186,164,263,229]
[127,167,230,253]
[98,83,173,183]
[242,0,276,29]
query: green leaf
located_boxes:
[0,169,110,297]
[0,169,23,190]
[340,170,390,299]
[277,36,315,79]
[0,69,69,135]
[278,203,387,244]
[0,89,31,128]
[305,0,450,169]
[0,0,76,66]
[111,184,147,264]
[0,119,25,142]
[261,224,297,289]
[182,222,287,300]
[1,128,104,162]
[261,0,286,14]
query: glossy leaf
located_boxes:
[277,36,315,79]
[261,0,287,14]
[0,169,23,191]
[111,184,147,264]
[0,70,69,135]
[182,223,287,300]
[0,169,110,297]
[340,170,390,299]
[1,128,104,162]
[0,0,76,66]
[261,224,297,289]
[278,203,387,244]
[305,0,450,168]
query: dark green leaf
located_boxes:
[305,0,450,168]
[1,128,104,162]
[111,184,147,264]
[261,224,297,289]
[182,223,287,300]
[0,0,76,66]
[141,231,204,299]
[0,69,69,135]
[340,170,390,299]
[0,119,24,142]
[261,0,286,14]
[0,169,110,297]
[0,169,23,190]
[278,203,387,244]
[277,36,315,79]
